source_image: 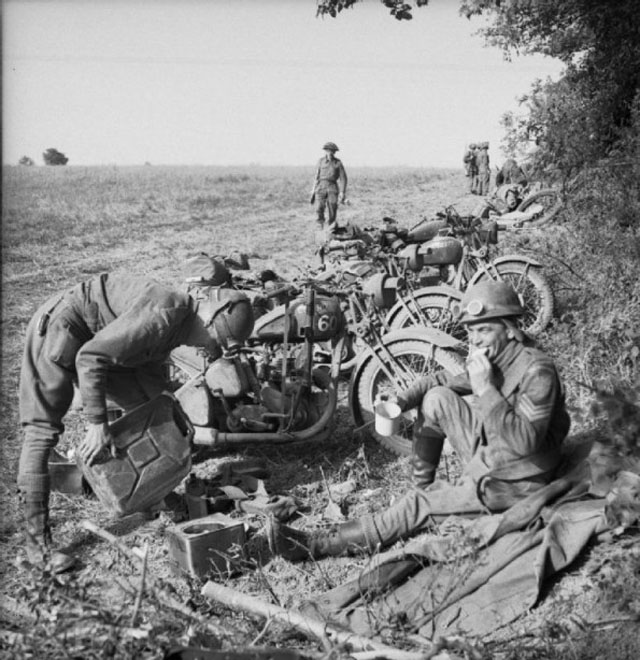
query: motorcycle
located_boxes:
[373,208,556,337]
[167,277,465,456]
[474,182,563,230]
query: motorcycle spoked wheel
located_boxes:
[475,260,555,336]
[517,188,562,227]
[340,335,368,374]
[349,338,465,456]
[386,292,467,342]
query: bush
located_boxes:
[43,148,69,166]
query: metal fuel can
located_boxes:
[78,393,193,516]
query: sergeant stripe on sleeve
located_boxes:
[517,393,553,423]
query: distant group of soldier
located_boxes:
[463,142,492,196]
[308,140,531,230]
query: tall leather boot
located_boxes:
[267,517,380,562]
[20,474,76,573]
[412,430,445,489]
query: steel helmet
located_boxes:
[457,281,524,324]
[197,288,255,347]
[323,142,339,152]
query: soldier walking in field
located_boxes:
[269,280,571,560]
[310,141,348,236]
[17,272,254,572]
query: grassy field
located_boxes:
[1,165,639,659]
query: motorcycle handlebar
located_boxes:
[263,280,347,300]
[264,284,298,299]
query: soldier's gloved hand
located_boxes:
[79,422,115,466]
[466,348,494,397]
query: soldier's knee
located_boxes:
[421,386,459,421]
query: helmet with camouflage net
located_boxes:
[322,142,339,152]
[457,280,524,324]
[197,288,255,347]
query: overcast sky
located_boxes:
[2,0,565,168]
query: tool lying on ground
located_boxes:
[185,460,299,521]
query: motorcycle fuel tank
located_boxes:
[406,218,448,243]
[251,294,343,343]
[418,236,464,266]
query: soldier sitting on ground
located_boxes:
[17,271,254,572]
[268,280,570,561]
[495,158,528,188]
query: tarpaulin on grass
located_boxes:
[301,444,640,639]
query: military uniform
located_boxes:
[398,338,569,500]
[463,144,476,185]
[269,281,571,561]
[313,154,347,229]
[476,144,491,196]
[340,338,570,551]
[16,273,202,571]
[18,273,197,489]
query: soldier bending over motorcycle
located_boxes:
[17,272,254,572]
[269,280,570,561]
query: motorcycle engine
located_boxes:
[226,404,275,432]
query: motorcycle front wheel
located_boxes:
[349,337,465,456]
[517,188,562,227]
[386,290,467,342]
[475,260,555,336]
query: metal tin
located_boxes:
[166,513,245,578]
[49,457,87,495]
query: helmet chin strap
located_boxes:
[200,299,233,328]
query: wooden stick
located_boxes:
[130,543,148,627]
[80,520,227,638]
[201,580,433,659]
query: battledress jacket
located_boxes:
[314,156,347,193]
[55,274,196,424]
[396,340,571,481]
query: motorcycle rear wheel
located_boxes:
[517,188,562,227]
[475,260,554,336]
[386,291,466,341]
[349,337,465,456]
